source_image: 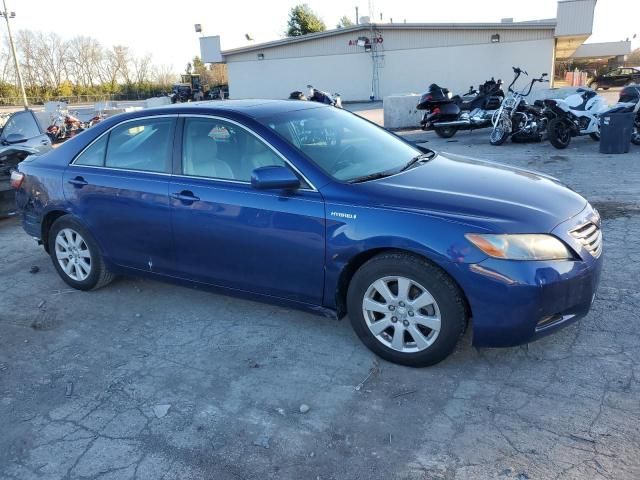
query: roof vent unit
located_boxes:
[501,18,514,23]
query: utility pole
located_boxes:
[1,0,28,109]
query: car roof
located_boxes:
[127,99,326,121]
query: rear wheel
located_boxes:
[48,216,114,291]
[632,122,640,146]
[434,126,458,138]
[347,252,466,367]
[548,118,572,149]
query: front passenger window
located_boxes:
[182,117,285,181]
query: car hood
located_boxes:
[357,152,587,233]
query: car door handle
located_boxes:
[68,176,88,187]
[170,190,200,203]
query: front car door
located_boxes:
[0,110,51,153]
[63,115,176,273]
[169,115,325,305]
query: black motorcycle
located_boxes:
[490,68,550,145]
[615,84,640,145]
[417,78,504,138]
[289,85,342,108]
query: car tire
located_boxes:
[346,252,467,367]
[589,132,601,141]
[48,215,115,291]
[548,118,572,149]
[434,126,458,138]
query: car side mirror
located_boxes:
[4,133,27,145]
[251,165,300,190]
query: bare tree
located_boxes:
[67,36,103,89]
[152,64,176,89]
[132,53,152,86]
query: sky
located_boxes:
[8,0,640,72]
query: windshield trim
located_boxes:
[256,107,435,185]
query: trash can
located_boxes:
[599,111,634,154]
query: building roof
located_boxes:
[570,41,632,59]
[222,21,558,57]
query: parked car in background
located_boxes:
[0,109,52,216]
[589,67,640,90]
[12,101,602,366]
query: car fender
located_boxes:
[322,202,489,309]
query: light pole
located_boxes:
[1,0,28,109]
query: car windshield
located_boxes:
[257,106,426,182]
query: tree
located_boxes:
[628,48,640,65]
[286,4,326,37]
[152,64,176,90]
[336,15,354,29]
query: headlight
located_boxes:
[465,234,573,260]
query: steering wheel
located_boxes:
[331,144,359,174]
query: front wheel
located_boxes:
[434,126,458,138]
[489,115,511,146]
[548,118,572,149]
[48,216,115,291]
[347,252,467,367]
[589,131,601,141]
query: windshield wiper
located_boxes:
[348,152,436,184]
[348,171,396,184]
[399,152,436,172]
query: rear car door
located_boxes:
[168,115,325,305]
[63,115,177,273]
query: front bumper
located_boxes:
[453,208,603,348]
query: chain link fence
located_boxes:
[0,92,164,107]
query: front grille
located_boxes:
[570,221,602,258]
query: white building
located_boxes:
[211,0,598,101]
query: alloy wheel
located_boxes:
[55,228,92,281]
[362,276,441,353]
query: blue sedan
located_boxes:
[11,100,603,366]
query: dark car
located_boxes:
[0,109,52,216]
[11,101,602,366]
[589,66,640,90]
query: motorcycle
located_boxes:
[417,78,504,138]
[83,112,105,129]
[46,110,84,143]
[542,87,609,149]
[609,84,640,146]
[289,85,342,108]
[490,68,549,146]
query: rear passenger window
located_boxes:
[105,118,174,173]
[75,135,107,166]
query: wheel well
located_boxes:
[335,248,472,324]
[41,210,67,253]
